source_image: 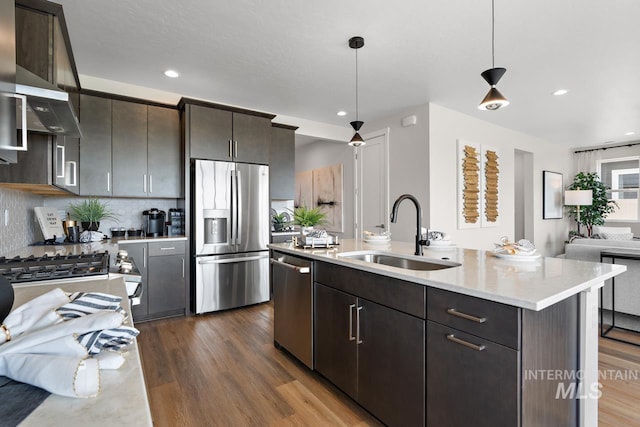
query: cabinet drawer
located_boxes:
[426,320,519,427]
[315,261,425,318]
[148,240,186,256]
[427,287,520,349]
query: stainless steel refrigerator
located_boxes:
[192,159,270,314]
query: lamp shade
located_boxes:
[564,190,593,206]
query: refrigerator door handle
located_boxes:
[229,169,235,245]
[235,169,242,246]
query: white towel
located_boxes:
[0,288,139,398]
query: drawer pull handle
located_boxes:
[446,308,486,323]
[160,247,176,251]
[446,334,486,351]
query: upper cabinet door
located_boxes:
[270,126,295,199]
[112,100,148,197]
[148,106,181,198]
[79,94,112,196]
[189,105,233,161]
[232,113,270,164]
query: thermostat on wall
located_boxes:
[402,115,417,127]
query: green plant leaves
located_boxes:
[567,172,617,235]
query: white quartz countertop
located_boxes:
[11,277,152,426]
[269,239,627,311]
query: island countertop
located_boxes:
[10,277,152,427]
[268,239,626,311]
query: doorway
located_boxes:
[354,128,390,237]
[514,149,534,241]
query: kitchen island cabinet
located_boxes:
[269,239,626,427]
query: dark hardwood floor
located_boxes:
[136,302,382,426]
[137,303,640,426]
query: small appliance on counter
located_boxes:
[143,209,165,237]
[167,208,185,236]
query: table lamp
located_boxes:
[565,190,593,236]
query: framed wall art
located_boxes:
[542,170,563,219]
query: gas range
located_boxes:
[0,252,110,284]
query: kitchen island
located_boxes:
[10,277,152,427]
[269,239,626,427]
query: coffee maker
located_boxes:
[143,209,166,237]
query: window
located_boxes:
[600,158,640,220]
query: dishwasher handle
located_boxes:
[270,257,310,274]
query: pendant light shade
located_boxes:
[478,0,509,110]
[479,67,509,110]
[348,36,366,147]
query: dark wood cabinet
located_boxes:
[79,94,112,196]
[15,6,50,81]
[270,124,297,200]
[127,243,148,321]
[314,278,425,427]
[232,112,271,164]
[125,240,186,322]
[184,100,274,164]
[426,320,519,427]
[314,283,358,399]
[79,95,181,198]
[112,100,148,197]
[189,105,233,161]
[147,105,181,198]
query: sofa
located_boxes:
[564,227,640,317]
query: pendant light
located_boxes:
[478,0,509,110]
[348,36,365,147]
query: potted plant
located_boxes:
[567,172,617,237]
[272,212,289,231]
[67,198,118,232]
[291,205,327,235]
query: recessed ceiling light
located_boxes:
[164,70,180,78]
[624,131,636,136]
[337,111,347,116]
[552,89,568,96]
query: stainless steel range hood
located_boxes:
[15,65,82,138]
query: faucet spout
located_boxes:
[390,194,429,256]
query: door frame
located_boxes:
[353,127,390,237]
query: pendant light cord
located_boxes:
[355,47,359,122]
[491,0,495,68]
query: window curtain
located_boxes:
[573,150,602,177]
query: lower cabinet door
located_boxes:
[314,283,358,399]
[148,254,185,315]
[426,320,519,427]
[126,243,148,321]
[358,298,425,427]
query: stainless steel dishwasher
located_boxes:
[271,251,313,369]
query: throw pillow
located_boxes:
[602,232,634,241]
[597,226,632,235]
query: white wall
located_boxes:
[428,103,572,256]
[364,105,430,243]
[295,141,355,238]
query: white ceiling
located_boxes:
[56,0,640,147]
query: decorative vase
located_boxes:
[81,221,100,232]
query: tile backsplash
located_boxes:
[0,187,43,254]
[44,197,179,237]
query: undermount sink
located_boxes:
[337,251,461,271]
